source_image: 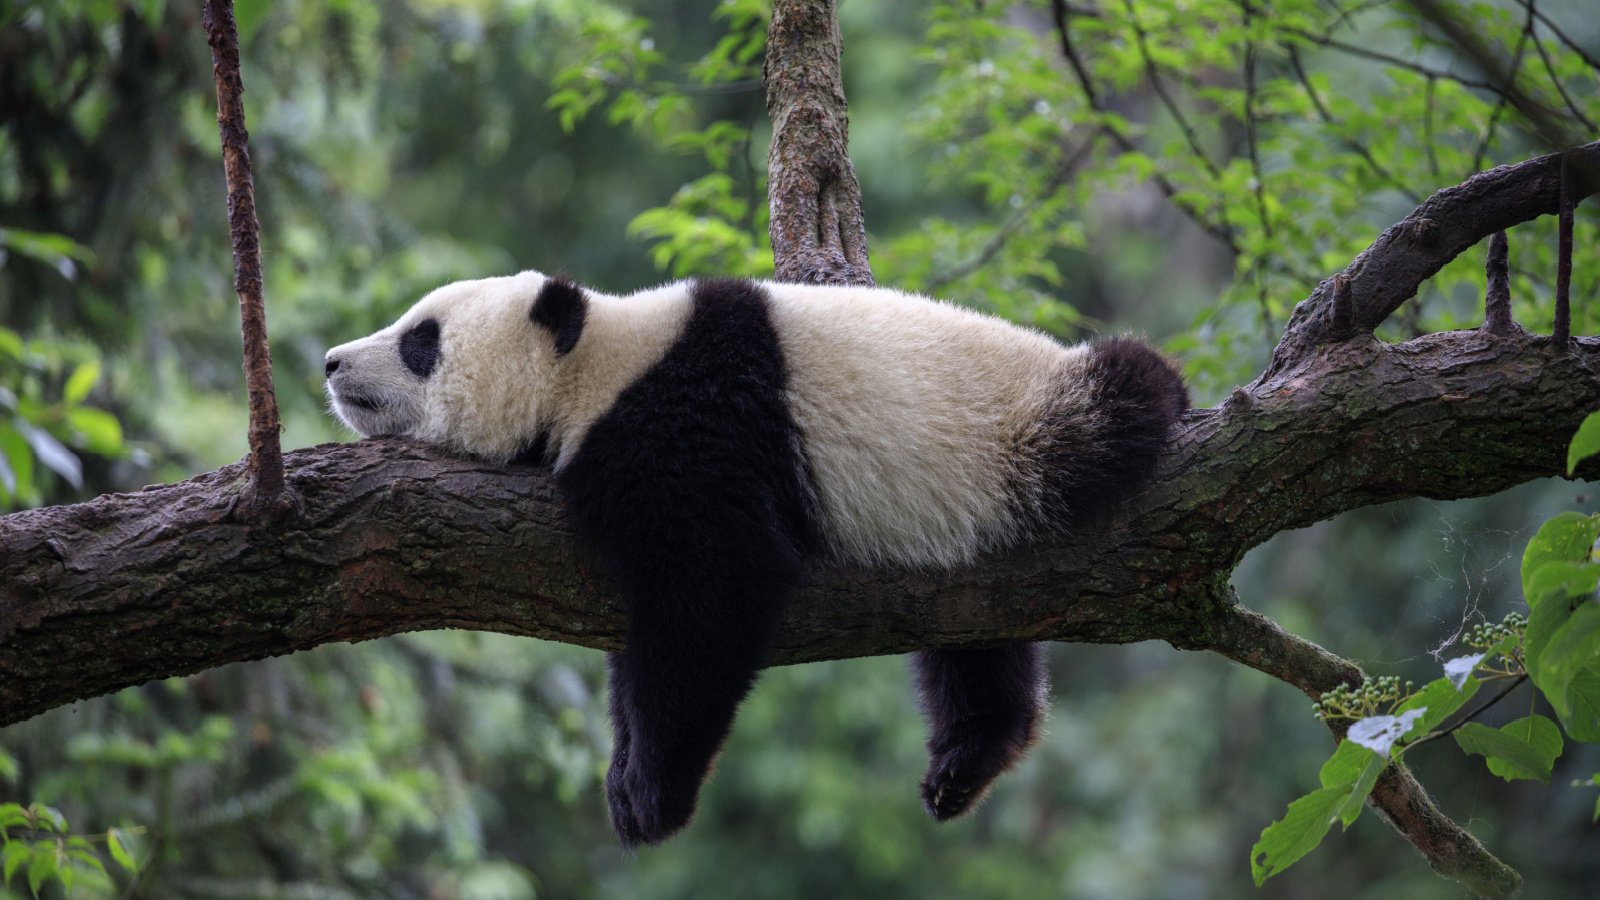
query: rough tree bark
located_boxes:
[203,0,285,513]
[3,3,1597,897]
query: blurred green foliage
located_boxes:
[2,0,1599,896]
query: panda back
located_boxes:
[765,283,1091,568]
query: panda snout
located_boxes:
[324,354,342,378]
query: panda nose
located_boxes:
[324,355,342,377]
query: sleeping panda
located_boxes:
[324,270,1187,847]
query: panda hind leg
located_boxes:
[603,605,775,847]
[912,643,1048,820]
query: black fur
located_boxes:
[549,277,1182,844]
[531,279,587,356]
[1034,337,1188,531]
[510,427,551,467]
[399,318,441,379]
[912,644,1045,820]
[912,337,1184,821]
[556,278,818,846]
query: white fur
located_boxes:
[762,283,1093,567]
[327,272,1095,569]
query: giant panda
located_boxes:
[324,270,1187,847]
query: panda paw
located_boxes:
[920,743,1006,821]
[605,758,697,848]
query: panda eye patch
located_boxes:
[399,318,441,378]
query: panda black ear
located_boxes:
[530,278,587,356]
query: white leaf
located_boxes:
[1348,708,1428,757]
[1443,654,1485,691]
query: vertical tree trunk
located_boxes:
[764,0,874,286]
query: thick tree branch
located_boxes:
[5,327,1597,727]
[1264,141,1600,378]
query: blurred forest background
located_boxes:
[2,0,1599,896]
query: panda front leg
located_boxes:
[912,643,1048,820]
[603,588,779,847]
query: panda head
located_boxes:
[324,270,586,461]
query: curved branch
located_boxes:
[1203,602,1522,900]
[1265,141,1600,378]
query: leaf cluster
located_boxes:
[1253,416,1600,884]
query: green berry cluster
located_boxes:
[1313,675,1411,722]
[1464,613,1527,652]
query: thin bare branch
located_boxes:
[1529,14,1597,133]
[1047,0,1240,255]
[1556,150,1573,345]
[203,0,285,513]
[1121,0,1221,179]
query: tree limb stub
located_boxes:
[764,0,873,286]
[4,327,1596,728]
[1264,141,1600,379]
[203,0,285,512]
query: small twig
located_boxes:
[1510,0,1600,70]
[1418,674,1530,747]
[924,139,1094,292]
[1469,2,1533,176]
[203,0,285,512]
[1406,0,1583,157]
[1529,15,1597,133]
[1122,0,1221,180]
[1287,46,1422,203]
[1289,28,1506,94]
[1047,0,1240,255]
[1555,150,1573,346]
[1483,230,1514,335]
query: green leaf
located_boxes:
[1318,739,1374,788]
[1,841,27,886]
[1562,665,1600,742]
[26,806,64,834]
[1396,674,1480,734]
[1525,561,1600,609]
[66,408,122,456]
[1532,602,1600,719]
[62,361,99,407]
[27,840,58,896]
[1250,786,1345,885]
[106,829,135,874]
[0,803,28,832]
[0,424,34,502]
[1454,715,1564,782]
[13,423,81,490]
[1569,410,1600,475]
[1522,513,1600,601]
[1333,752,1385,827]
